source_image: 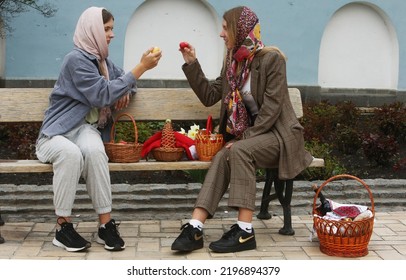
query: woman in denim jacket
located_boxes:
[36,7,161,252]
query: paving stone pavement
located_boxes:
[0,211,405,260]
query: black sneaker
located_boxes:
[209,224,256,253]
[171,223,204,252]
[52,218,91,252]
[97,219,125,251]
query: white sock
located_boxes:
[189,219,203,231]
[237,221,253,233]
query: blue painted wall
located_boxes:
[3,0,406,89]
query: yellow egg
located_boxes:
[152,47,160,53]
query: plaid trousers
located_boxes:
[194,131,280,217]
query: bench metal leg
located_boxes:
[275,179,295,235]
[257,168,295,236]
[257,169,278,220]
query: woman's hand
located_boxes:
[132,47,162,79]
[114,93,131,111]
[225,140,236,149]
[140,47,162,70]
[179,42,196,64]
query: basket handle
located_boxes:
[109,113,138,144]
[206,115,213,133]
[312,174,375,214]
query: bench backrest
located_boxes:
[0,88,302,123]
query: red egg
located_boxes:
[179,42,189,49]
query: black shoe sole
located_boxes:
[104,245,125,251]
[171,241,203,252]
[96,236,125,251]
[52,237,90,252]
[209,240,256,253]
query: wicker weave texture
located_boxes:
[104,113,143,163]
[195,130,224,161]
[312,174,375,257]
[152,120,184,161]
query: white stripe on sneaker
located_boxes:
[52,237,87,252]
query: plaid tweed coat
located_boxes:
[183,49,312,180]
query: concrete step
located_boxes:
[1,179,405,222]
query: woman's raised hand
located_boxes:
[140,47,162,70]
[131,47,162,79]
[179,41,196,64]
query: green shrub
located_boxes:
[333,124,362,155]
[393,157,406,173]
[301,101,339,142]
[300,140,346,180]
[373,102,406,143]
[335,101,361,127]
[114,121,163,143]
[361,133,399,166]
[0,123,41,159]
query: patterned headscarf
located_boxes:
[224,6,264,137]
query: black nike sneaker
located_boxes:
[209,224,256,253]
[171,223,204,252]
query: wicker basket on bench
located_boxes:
[152,119,184,162]
[104,113,143,163]
[195,115,224,161]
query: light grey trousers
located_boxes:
[36,122,112,217]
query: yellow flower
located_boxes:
[188,130,197,140]
[186,124,200,140]
[189,124,200,132]
[179,124,200,140]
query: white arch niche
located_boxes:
[123,0,222,80]
[318,2,399,89]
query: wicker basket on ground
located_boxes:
[312,174,375,257]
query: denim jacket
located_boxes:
[39,48,137,138]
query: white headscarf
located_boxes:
[73,7,111,127]
[73,6,109,64]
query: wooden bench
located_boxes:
[0,87,324,235]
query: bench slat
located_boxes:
[0,88,221,122]
[0,157,324,173]
[0,88,303,122]
[0,159,211,173]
